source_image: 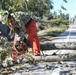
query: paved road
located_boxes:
[50,24,76,49]
[10,61,76,75]
[40,24,76,58]
[51,24,76,43]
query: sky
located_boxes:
[52,0,76,17]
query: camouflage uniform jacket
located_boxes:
[10,11,31,38]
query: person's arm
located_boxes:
[8,14,14,36]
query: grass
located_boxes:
[39,24,69,36]
[38,24,69,42]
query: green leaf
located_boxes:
[63,0,68,3]
[61,6,67,10]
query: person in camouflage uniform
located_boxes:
[8,11,40,60]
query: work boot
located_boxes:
[33,51,40,56]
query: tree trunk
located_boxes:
[32,51,76,62]
[40,42,76,50]
[40,43,57,50]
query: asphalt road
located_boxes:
[10,61,76,75]
[51,24,76,43]
[50,24,76,49]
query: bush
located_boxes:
[50,19,69,27]
[37,18,69,32]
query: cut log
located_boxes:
[32,51,76,62]
[1,51,76,68]
[40,43,57,50]
[40,42,76,50]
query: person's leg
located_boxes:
[13,35,26,60]
[12,35,18,60]
[26,19,40,56]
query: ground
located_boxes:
[1,24,76,75]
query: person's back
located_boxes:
[0,22,10,40]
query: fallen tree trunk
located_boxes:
[1,51,76,68]
[32,51,76,62]
[40,42,76,50]
[40,43,57,50]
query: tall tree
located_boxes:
[58,0,68,19]
[0,0,53,19]
[27,0,53,18]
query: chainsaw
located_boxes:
[15,35,28,53]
